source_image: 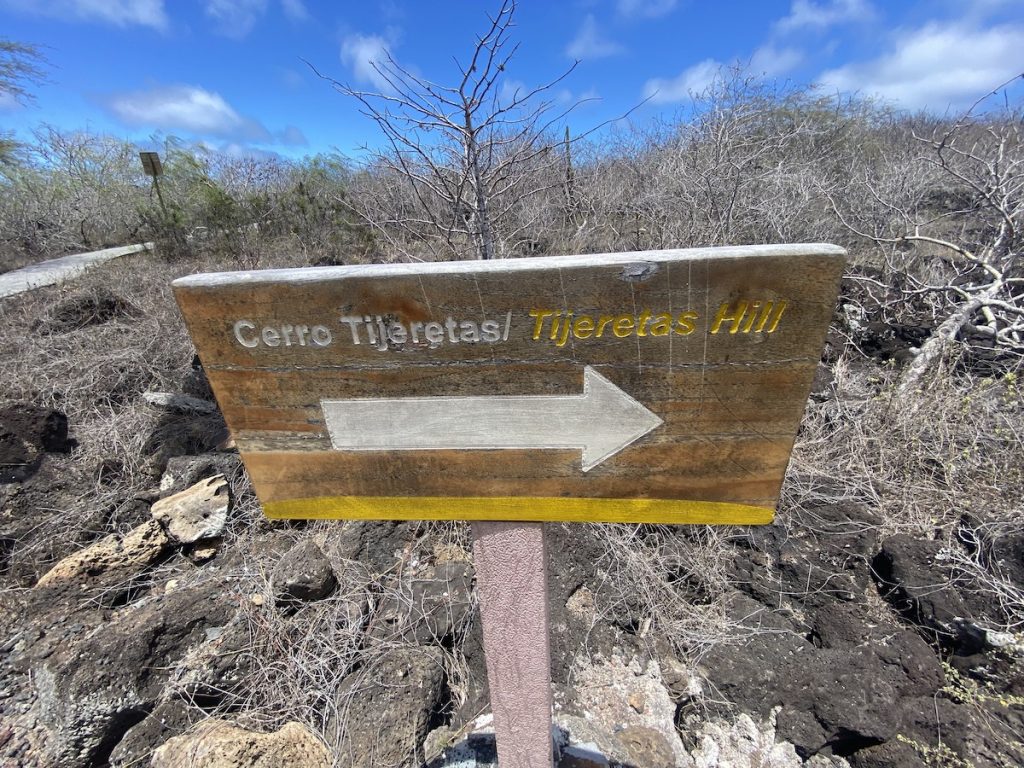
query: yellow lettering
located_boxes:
[555,312,573,347]
[766,300,788,332]
[754,302,774,332]
[710,301,748,334]
[573,316,595,339]
[636,309,652,337]
[613,315,635,338]
[741,301,761,333]
[649,313,673,336]
[595,315,615,338]
[529,309,554,340]
[674,311,698,336]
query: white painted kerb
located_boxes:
[0,242,153,299]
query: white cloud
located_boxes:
[0,91,21,111]
[566,14,624,60]
[749,44,803,76]
[340,33,393,91]
[643,59,721,104]
[644,45,800,104]
[276,125,307,145]
[0,0,168,29]
[218,142,286,160]
[106,84,271,141]
[280,0,308,22]
[775,0,874,33]
[818,21,1024,110]
[617,0,677,19]
[499,79,528,105]
[204,0,268,38]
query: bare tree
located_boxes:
[310,1,600,261]
[1,39,47,165]
[830,78,1024,395]
[0,38,46,106]
[0,127,143,263]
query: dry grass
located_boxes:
[586,523,738,653]
[206,527,469,763]
[0,243,324,572]
[3,238,1023,768]
[0,255,194,583]
[787,351,1024,538]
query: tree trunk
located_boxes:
[897,283,1001,397]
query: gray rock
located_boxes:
[272,539,337,604]
[151,720,331,768]
[873,535,988,651]
[688,712,807,768]
[151,475,230,544]
[564,653,691,767]
[730,501,880,609]
[327,646,447,768]
[108,699,202,768]
[699,593,944,759]
[33,580,235,766]
[847,738,922,768]
[35,520,170,590]
[616,725,676,768]
[409,562,474,644]
[158,452,240,496]
[171,617,253,706]
[143,391,219,415]
[372,562,475,645]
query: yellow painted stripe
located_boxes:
[262,495,774,525]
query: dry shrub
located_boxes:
[584,523,739,659]
[219,528,469,752]
[0,248,273,576]
[787,351,1024,537]
[0,258,189,571]
[230,566,367,731]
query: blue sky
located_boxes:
[1,0,1022,161]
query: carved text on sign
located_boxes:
[228,300,788,353]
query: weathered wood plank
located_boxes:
[173,244,844,523]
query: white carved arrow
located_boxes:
[321,366,662,472]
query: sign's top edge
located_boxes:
[172,243,846,289]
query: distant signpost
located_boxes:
[139,151,168,218]
[173,243,845,766]
[139,151,163,177]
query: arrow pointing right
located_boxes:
[321,366,662,472]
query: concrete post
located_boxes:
[472,520,554,767]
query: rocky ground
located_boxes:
[1,258,1023,767]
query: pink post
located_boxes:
[471,520,554,767]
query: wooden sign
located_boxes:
[173,244,844,524]
[139,151,163,177]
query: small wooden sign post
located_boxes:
[139,151,168,219]
[173,244,845,765]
